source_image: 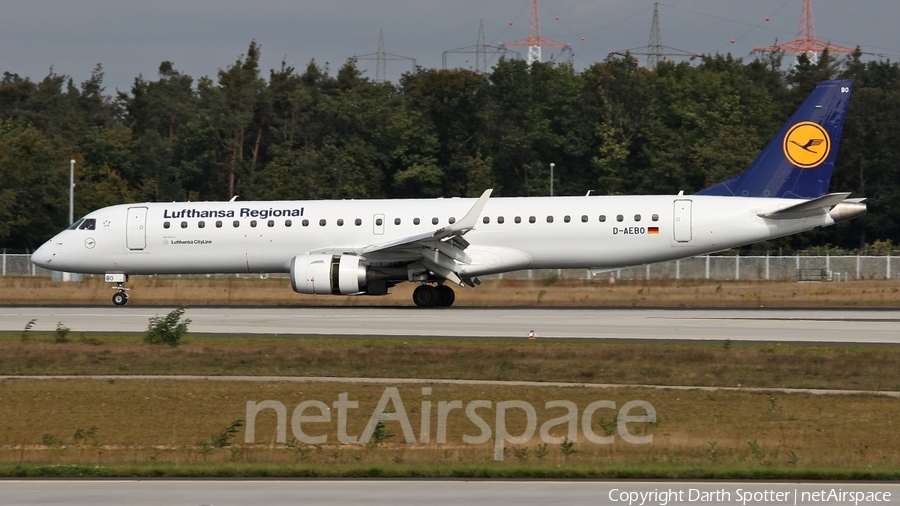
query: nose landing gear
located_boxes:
[106,273,130,306]
[112,289,129,306]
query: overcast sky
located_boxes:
[1,0,898,93]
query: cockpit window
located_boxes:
[78,219,96,230]
[67,219,84,230]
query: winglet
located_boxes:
[434,189,492,237]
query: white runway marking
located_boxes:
[3,375,898,398]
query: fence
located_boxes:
[2,251,898,282]
[491,255,898,281]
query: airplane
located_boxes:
[31,80,866,307]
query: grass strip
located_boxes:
[3,379,898,478]
[3,333,900,391]
[5,462,900,480]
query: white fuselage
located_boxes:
[32,195,832,277]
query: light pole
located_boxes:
[69,159,75,225]
[63,159,75,283]
[549,163,555,197]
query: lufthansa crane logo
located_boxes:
[783,121,830,169]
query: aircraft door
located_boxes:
[673,199,692,243]
[126,206,148,250]
[373,214,385,235]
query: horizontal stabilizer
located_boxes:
[757,192,850,220]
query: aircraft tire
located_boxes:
[112,292,128,306]
[435,285,455,307]
[412,285,437,307]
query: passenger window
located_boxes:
[599,215,606,222]
[394,218,401,225]
[634,214,641,222]
[355,218,362,226]
[164,221,170,229]
[302,219,309,227]
[233,220,240,228]
[483,217,490,224]
[432,217,439,225]
[581,215,588,223]
[198,221,205,229]
[337,219,344,226]
[79,219,96,230]
[181,221,188,229]
[414,218,420,225]
[652,214,659,222]
[616,215,624,222]
[268,220,275,227]
[449,217,456,224]
[529,216,536,223]
[564,215,571,223]
[319,219,326,226]
[497,216,505,224]
[216,220,223,228]
[250,220,257,228]
[515,216,522,224]
[546,216,554,223]
[285,220,292,227]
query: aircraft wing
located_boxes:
[309,189,493,285]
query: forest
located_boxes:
[1,41,898,252]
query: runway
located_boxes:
[1,480,896,506]
[1,307,898,343]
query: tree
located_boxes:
[0,119,67,248]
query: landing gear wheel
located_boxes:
[435,285,456,307]
[412,285,438,307]
[112,291,128,306]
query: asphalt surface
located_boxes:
[1,307,899,343]
[1,480,897,506]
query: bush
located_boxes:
[145,306,191,347]
[21,318,36,342]
[55,322,70,343]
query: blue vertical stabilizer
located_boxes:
[696,80,852,199]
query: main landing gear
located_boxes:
[105,273,129,306]
[412,283,455,308]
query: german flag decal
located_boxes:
[648,227,660,234]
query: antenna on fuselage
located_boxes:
[229,196,239,202]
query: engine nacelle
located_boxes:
[290,254,367,295]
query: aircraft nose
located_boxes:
[31,242,57,268]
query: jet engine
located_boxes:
[290,253,369,295]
